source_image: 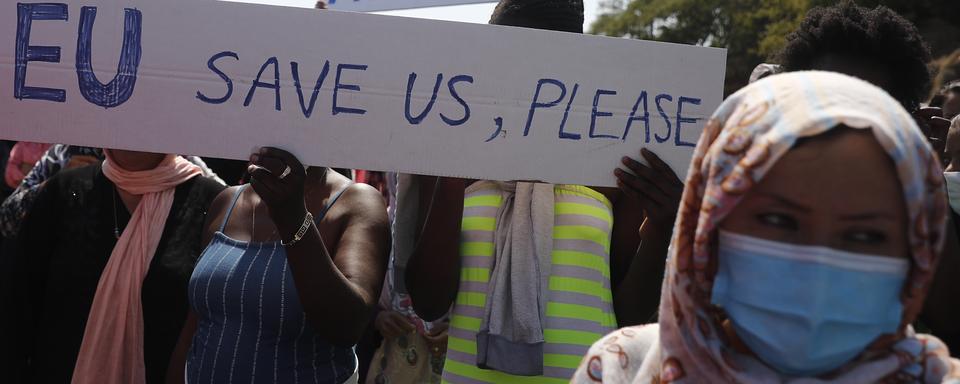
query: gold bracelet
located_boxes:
[281,212,313,247]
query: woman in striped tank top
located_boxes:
[167,147,390,383]
[402,1,683,382]
[405,168,678,384]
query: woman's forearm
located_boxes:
[610,193,644,287]
[282,214,383,346]
[165,312,198,384]
[406,177,465,321]
[613,224,670,327]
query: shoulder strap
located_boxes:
[316,183,353,222]
[218,184,248,232]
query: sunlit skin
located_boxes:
[716,128,909,367]
[720,128,908,258]
[944,90,960,120]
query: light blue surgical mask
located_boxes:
[710,230,909,377]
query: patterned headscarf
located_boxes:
[657,71,959,383]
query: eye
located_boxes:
[843,229,888,244]
[755,212,798,230]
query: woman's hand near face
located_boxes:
[246,147,309,235]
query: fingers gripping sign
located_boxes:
[615,148,683,237]
[915,107,952,162]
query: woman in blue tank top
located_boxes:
[167,147,391,383]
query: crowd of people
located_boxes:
[1,0,959,383]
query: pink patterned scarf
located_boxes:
[574,71,960,383]
[655,71,960,383]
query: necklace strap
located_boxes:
[112,186,121,239]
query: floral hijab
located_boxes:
[655,71,958,383]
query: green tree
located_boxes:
[591,0,960,96]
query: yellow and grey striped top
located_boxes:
[442,182,617,384]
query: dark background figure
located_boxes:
[199,157,248,186]
[930,80,960,120]
[0,140,15,244]
[0,145,101,239]
[0,140,14,370]
[0,141,14,199]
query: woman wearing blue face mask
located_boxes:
[572,71,960,383]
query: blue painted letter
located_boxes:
[441,75,473,126]
[76,6,142,108]
[654,94,673,143]
[524,78,567,136]
[676,96,700,147]
[15,3,68,102]
[558,83,580,140]
[332,63,368,116]
[624,91,649,142]
[404,73,443,125]
[243,57,281,111]
[291,60,331,118]
[196,51,238,104]
[589,89,618,139]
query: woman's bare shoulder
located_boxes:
[336,182,388,226]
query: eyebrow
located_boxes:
[837,212,899,222]
[755,192,898,221]
[753,192,812,212]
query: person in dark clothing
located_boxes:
[3,151,223,383]
[199,157,248,186]
[0,141,15,198]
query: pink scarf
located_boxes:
[71,152,201,384]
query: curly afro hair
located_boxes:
[489,0,583,33]
[777,1,931,110]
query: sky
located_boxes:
[228,0,604,31]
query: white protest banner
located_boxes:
[0,0,726,187]
[326,0,494,12]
